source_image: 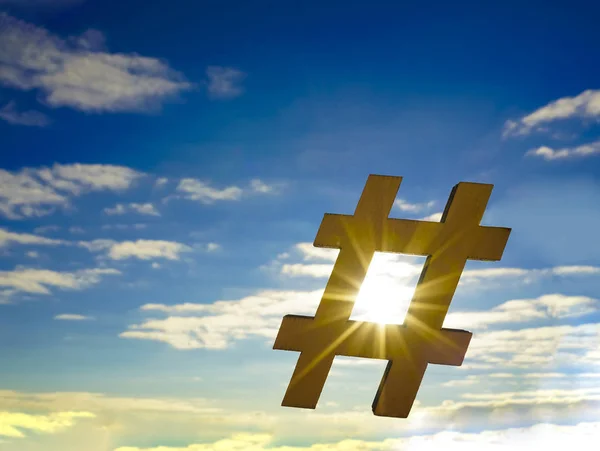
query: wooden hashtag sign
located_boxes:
[273,174,511,418]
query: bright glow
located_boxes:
[350,253,423,325]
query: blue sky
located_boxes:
[1,0,600,449]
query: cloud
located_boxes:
[115,422,600,451]
[525,140,600,160]
[281,263,336,278]
[33,225,60,234]
[420,211,443,221]
[0,390,217,416]
[103,239,191,261]
[0,101,50,126]
[460,265,600,284]
[0,163,143,219]
[462,322,600,369]
[176,179,243,203]
[444,294,599,330]
[503,89,600,137]
[205,66,245,99]
[395,199,436,213]
[121,289,324,349]
[249,178,275,193]
[54,314,93,321]
[154,177,168,187]
[0,410,95,439]
[104,202,160,216]
[0,267,120,296]
[0,228,65,248]
[293,242,338,261]
[0,13,192,112]
[100,223,146,231]
[175,178,276,204]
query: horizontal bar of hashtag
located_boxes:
[274,314,472,366]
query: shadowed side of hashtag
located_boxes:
[274,316,472,417]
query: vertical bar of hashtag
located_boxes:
[372,183,494,417]
[281,175,402,409]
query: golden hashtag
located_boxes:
[273,174,511,418]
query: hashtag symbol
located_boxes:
[273,174,511,418]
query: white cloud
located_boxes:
[54,314,93,321]
[205,66,245,99]
[100,223,146,231]
[503,89,600,137]
[77,238,191,261]
[421,211,443,221]
[250,179,274,193]
[175,178,276,204]
[103,204,126,215]
[444,294,599,330]
[0,13,192,112]
[154,177,168,187]
[0,163,143,219]
[281,263,335,278]
[0,410,95,439]
[526,140,600,160]
[0,390,217,416]
[104,202,160,216]
[294,242,338,261]
[460,265,600,284]
[441,375,479,387]
[176,179,243,203]
[0,228,65,248]
[33,225,60,234]
[463,322,600,369]
[395,198,436,213]
[0,101,50,126]
[205,242,220,252]
[115,422,600,451]
[122,289,324,349]
[106,240,191,261]
[0,267,120,296]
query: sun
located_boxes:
[350,253,420,325]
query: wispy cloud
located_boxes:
[0,163,143,219]
[0,101,50,126]
[421,211,443,221]
[525,140,600,160]
[121,289,323,349]
[104,202,160,216]
[80,239,191,261]
[444,294,599,330]
[0,228,65,248]
[54,313,93,321]
[0,13,193,113]
[0,267,120,296]
[205,66,246,99]
[503,89,600,137]
[174,178,276,204]
[114,422,600,451]
[395,198,436,213]
[0,410,95,439]
[463,321,600,368]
